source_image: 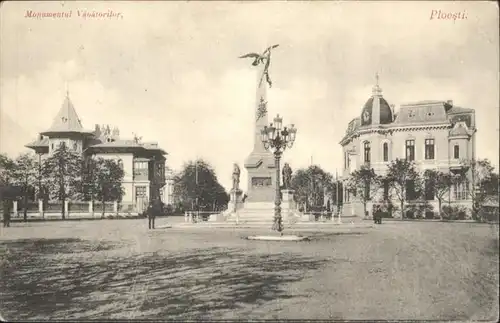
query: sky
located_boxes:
[0,1,498,191]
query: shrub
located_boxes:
[442,205,469,221]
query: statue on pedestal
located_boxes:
[232,163,241,191]
[282,163,292,189]
[239,44,280,88]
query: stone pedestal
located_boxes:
[244,63,276,203]
[230,189,244,212]
[281,189,295,221]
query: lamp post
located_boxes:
[260,114,297,235]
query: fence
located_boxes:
[184,211,220,223]
[1,200,141,219]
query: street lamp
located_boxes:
[260,114,297,234]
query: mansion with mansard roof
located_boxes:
[25,93,169,213]
[339,76,476,218]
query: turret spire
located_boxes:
[372,72,383,97]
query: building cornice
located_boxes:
[340,123,452,146]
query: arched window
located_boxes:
[454,145,460,159]
[364,142,371,163]
[383,142,389,162]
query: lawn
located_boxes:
[0,218,498,321]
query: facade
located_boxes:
[339,76,476,218]
[160,166,175,206]
[25,93,167,213]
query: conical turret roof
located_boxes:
[40,93,94,136]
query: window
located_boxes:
[73,142,78,151]
[405,180,416,200]
[454,181,468,200]
[133,161,148,175]
[51,143,54,150]
[364,142,371,163]
[383,180,390,200]
[425,180,435,200]
[405,140,415,161]
[135,186,147,198]
[454,145,460,159]
[425,139,435,160]
[383,143,389,162]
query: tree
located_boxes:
[0,154,15,185]
[0,154,20,225]
[385,158,420,219]
[346,165,381,217]
[290,165,334,212]
[173,159,229,212]
[41,142,83,219]
[11,153,39,222]
[423,169,453,219]
[83,157,125,217]
[458,158,496,220]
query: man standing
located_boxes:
[148,198,162,229]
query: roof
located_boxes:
[88,139,167,155]
[25,136,49,148]
[449,122,471,137]
[447,106,474,114]
[40,94,94,136]
[360,96,393,126]
[394,102,449,125]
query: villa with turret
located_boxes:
[339,75,476,218]
[25,93,168,213]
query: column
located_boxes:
[89,201,94,217]
[39,199,44,218]
[13,201,18,217]
[64,200,69,217]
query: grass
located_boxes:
[0,218,498,321]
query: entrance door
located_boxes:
[135,186,148,214]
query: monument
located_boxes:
[230,163,244,212]
[240,45,279,204]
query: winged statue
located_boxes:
[239,44,280,88]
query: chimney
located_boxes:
[446,100,453,106]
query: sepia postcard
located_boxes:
[0,0,499,321]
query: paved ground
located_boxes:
[0,218,498,321]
